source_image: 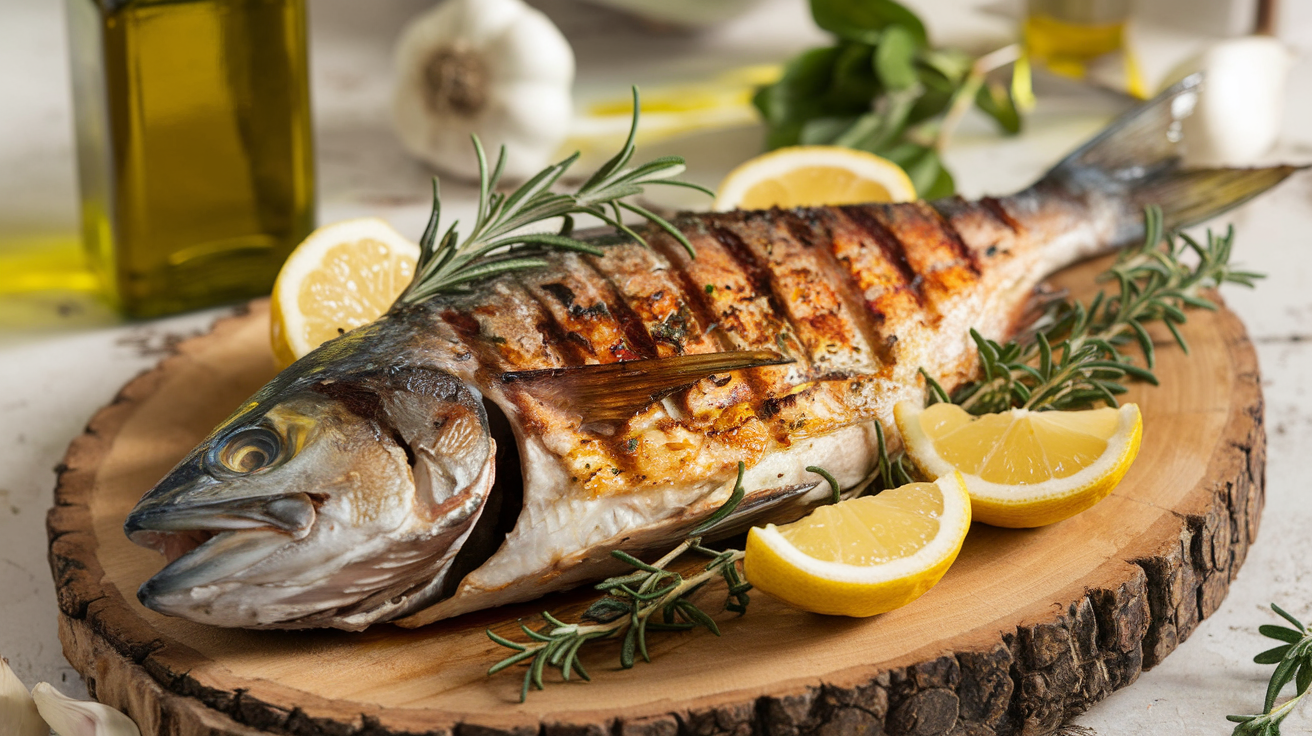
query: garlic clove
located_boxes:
[455,0,521,46]
[31,682,141,736]
[484,82,576,176]
[485,7,575,86]
[1163,36,1295,166]
[1,656,48,736]
[392,0,575,181]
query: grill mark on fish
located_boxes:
[928,199,982,276]
[981,196,1022,233]
[526,255,641,364]
[708,219,812,374]
[726,210,876,378]
[868,202,981,325]
[825,207,926,364]
[648,227,766,420]
[508,280,587,367]
[647,228,729,354]
[578,249,664,360]
[781,208,889,374]
[841,205,925,307]
[442,284,566,374]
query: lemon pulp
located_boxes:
[744,474,971,617]
[737,165,894,209]
[779,482,943,565]
[897,401,1142,528]
[269,217,418,367]
[714,146,916,211]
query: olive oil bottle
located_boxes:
[66,0,314,318]
[1023,0,1145,98]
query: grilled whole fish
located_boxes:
[125,77,1298,630]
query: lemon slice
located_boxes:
[270,218,419,368]
[744,474,971,617]
[896,402,1143,528]
[714,146,917,211]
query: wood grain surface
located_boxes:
[46,256,1266,736]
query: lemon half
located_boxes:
[896,402,1143,528]
[270,218,419,368]
[745,474,971,617]
[714,145,917,211]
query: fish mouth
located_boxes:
[125,493,320,613]
[134,529,296,614]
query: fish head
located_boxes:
[124,361,496,630]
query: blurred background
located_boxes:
[4,0,1310,332]
[3,1,1312,733]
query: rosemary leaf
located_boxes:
[395,88,708,307]
[485,534,749,701]
[1229,604,1312,734]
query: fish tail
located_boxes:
[1037,73,1303,241]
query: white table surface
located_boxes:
[2,0,1311,733]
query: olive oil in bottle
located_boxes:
[1023,0,1145,98]
[66,0,315,318]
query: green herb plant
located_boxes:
[753,0,1023,198]
[1228,604,1312,735]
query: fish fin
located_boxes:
[501,350,791,423]
[1124,166,1304,231]
[691,482,819,539]
[1040,73,1305,233]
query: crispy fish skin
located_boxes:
[124,76,1301,630]
[391,188,1103,625]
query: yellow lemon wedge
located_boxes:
[270,218,419,368]
[744,474,971,617]
[895,401,1143,528]
[713,145,917,211]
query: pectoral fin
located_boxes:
[501,350,791,423]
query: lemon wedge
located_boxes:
[714,146,917,211]
[744,474,971,617]
[270,218,419,368]
[896,402,1143,528]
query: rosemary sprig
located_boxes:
[1228,604,1312,735]
[489,461,862,700]
[930,205,1263,415]
[396,88,714,306]
[487,539,750,702]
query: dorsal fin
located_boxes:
[500,350,790,423]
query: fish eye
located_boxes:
[216,427,284,474]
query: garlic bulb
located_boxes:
[392,0,575,181]
[32,683,141,736]
[1163,36,1295,166]
[1,657,46,736]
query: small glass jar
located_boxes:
[1024,0,1143,97]
[65,0,315,318]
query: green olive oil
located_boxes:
[66,0,315,318]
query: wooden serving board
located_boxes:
[47,257,1265,736]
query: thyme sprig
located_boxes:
[487,539,749,702]
[396,88,713,306]
[929,205,1262,415]
[1228,604,1312,735]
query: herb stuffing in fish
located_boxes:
[125,78,1298,630]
